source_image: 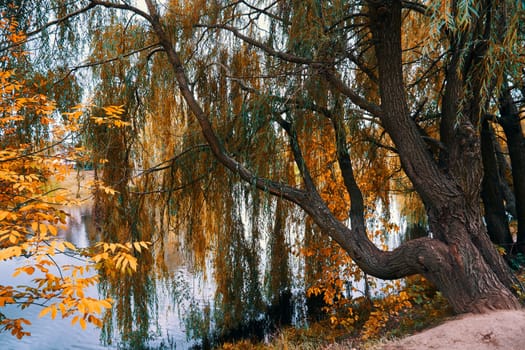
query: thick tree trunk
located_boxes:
[425,203,520,312]
[366,0,520,313]
[298,191,521,313]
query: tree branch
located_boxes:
[0,3,97,53]
[322,69,383,118]
[53,43,162,85]
[195,23,317,65]
[142,0,308,205]
[272,114,318,193]
[26,3,97,37]
[330,110,367,233]
[401,0,428,14]
[89,0,152,21]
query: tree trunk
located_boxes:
[425,203,520,312]
[299,191,521,313]
[366,0,520,313]
[499,86,525,253]
[481,117,514,252]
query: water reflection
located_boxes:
[0,205,111,350]
[0,205,199,350]
[0,256,110,350]
[1,192,407,350]
[58,205,98,248]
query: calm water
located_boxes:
[0,206,200,350]
[1,199,406,349]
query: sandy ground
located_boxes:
[380,310,525,350]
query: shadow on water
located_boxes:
[190,290,294,350]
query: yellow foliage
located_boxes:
[92,241,151,276]
[0,19,151,339]
[1,318,32,339]
[360,290,412,340]
[91,104,130,128]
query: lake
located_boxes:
[0,205,205,350]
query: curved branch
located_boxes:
[89,0,152,21]
[323,70,383,118]
[142,0,308,205]
[53,43,162,85]
[134,144,210,176]
[27,3,98,37]
[0,3,97,53]
[195,23,317,65]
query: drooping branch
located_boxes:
[195,23,316,65]
[137,0,308,206]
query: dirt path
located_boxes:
[380,310,525,349]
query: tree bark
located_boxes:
[480,117,514,252]
[366,0,520,312]
[499,86,525,253]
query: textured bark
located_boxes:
[481,118,514,251]
[366,0,520,312]
[499,87,525,253]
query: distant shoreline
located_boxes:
[54,169,95,207]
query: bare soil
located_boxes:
[380,310,525,350]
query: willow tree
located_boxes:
[80,0,525,313]
[25,0,525,315]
